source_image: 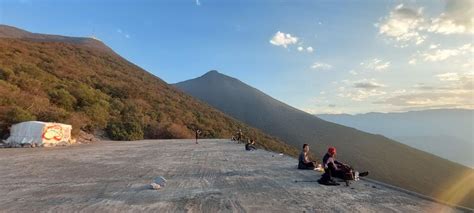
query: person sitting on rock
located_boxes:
[297,144,318,170]
[245,139,257,151]
[319,146,368,185]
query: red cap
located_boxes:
[328,147,336,155]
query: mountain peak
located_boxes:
[198,70,239,83]
[203,70,221,76]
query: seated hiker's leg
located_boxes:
[333,170,345,179]
[298,162,314,170]
[319,168,339,185]
[304,162,315,169]
[323,168,332,179]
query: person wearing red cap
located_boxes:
[318,146,369,186]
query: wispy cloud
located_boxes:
[311,62,332,70]
[409,43,473,65]
[195,0,201,6]
[332,79,388,102]
[422,44,473,62]
[374,72,474,110]
[338,88,387,102]
[353,79,386,89]
[360,58,391,71]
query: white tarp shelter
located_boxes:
[6,121,72,147]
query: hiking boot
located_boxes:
[359,171,369,177]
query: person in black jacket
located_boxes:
[297,144,318,170]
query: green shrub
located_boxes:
[106,120,143,141]
[0,67,14,80]
[6,107,37,124]
[48,88,77,111]
[83,101,110,129]
[69,83,102,109]
[36,107,69,123]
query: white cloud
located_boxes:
[269,31,298,48]
[195,0,201,6]
[420,43,473,62]
[408,58,417,65]
[360,58,391,71]
[349,70,358,75]
[428,0,474,34]
[311,62,333,70]
[375,71,474,110]
[377,4,426,46]
[423,49,459,61]
[436,72,460,81]
[297,46,314,53]
[429,44,440,49]
[377,1,473,47]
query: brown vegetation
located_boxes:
[0,36,297,156]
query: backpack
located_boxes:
[340,164,355,181]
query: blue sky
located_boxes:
[1,0,472,114]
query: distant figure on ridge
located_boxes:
[318,146,369,186]
[245,139,257,151]
[298,144,319,170]
[236,129,243,143]
[195,129,201,144]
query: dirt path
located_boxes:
[0,139,462,212]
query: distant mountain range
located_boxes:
[174,70,474,208]
[317,109,474,167]
[0,24,297,156]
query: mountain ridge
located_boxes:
[0,25,114,53]
[174,70,474,208]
